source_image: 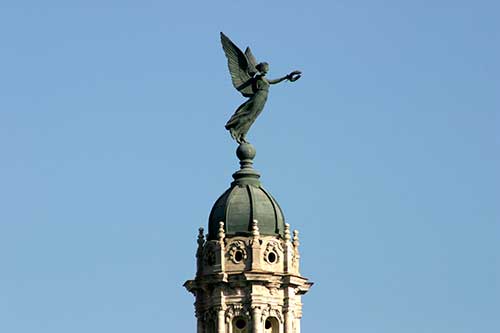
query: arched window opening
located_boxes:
[264,317,280,333]
[233,316,248,333]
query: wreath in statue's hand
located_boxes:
[287,70,302,82]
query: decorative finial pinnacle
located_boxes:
[218,221,225,241]
[197,227,205,246]
[284,223,291,242]
[252,219,260,238]
[293,230,300,248]
[196,227,205,258]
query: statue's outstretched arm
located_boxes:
[268,70,302,84]
[268,75,289,85]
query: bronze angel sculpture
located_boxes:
[221,32,301,144]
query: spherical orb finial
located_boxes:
[236,143,256,161]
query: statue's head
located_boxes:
[256,62,269,75]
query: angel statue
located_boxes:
[221,32,301,144]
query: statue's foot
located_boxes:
[237,136,249,144]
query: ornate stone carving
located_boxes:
[225,303,250,322]
[264,239,283,264]
[227,240,248,264]
[265,281,281,296]
[251,304,262,311]
[261,304,284,324]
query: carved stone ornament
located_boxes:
[264,240,283,264]
[266,281,281,296]
[261,304,284,324]
[225,303,250,322]
[227,240,248,264]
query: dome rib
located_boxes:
[247,184,255,228]
[261,186,279,234]
[224,185,238,234]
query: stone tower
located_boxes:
[185,143,312,333]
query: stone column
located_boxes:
[226,315,233,333]
[252,306,263,333]
[283,286,295,333]
[284,310,293,333]
[217,306,226,333]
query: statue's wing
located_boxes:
[245,47,258,76]
[220,32,255,97]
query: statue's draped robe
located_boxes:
[225,76,269,143]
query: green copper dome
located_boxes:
[207,143,285,240]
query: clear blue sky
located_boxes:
[1,1,499,332]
